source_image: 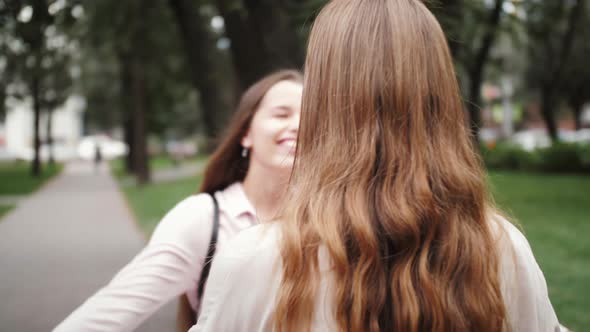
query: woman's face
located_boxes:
[241,80,303,173]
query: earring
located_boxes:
[241,147,249,158]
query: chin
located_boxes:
[273,158,295,171]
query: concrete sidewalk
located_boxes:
[0,161,175,331]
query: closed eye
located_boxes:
[273,106,292,118]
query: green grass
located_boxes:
[489,171,590,331]
[0,162,63,195]
[0,205,14,218]
[117,170,589,330]
[121,174,203,235]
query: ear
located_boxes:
[241,130,253,148]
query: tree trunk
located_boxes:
[124,115,135,173]
[466,0,504,144]
[168,0,235,150]
[446,0,464,59]
[131,58,150,184]
[570,98,583,131]
[539,0,585,141]
[429,0,464,59]
[118,52,136,174]
[243,0,303,69]
[130,5,151,184]
[31,72,42,177]
[0,87,6,119]
[467,73,483,144]
[215,0,272,89]
[46,108,55,165]
[541,88,559,140]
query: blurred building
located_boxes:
[0,95,85,161]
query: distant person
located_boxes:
[54,70,303,332]
[190,1,561,332]
[94,143,102,172]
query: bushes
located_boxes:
[481,142,590,174]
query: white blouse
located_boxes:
[191,217,562,332]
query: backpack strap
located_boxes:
[196,194,220,302]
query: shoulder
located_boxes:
[148,193,216,247]
[489,214,561,330]
[489,214,537,268]
[162,193,216,222]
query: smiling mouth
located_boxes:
[278,138,297,148]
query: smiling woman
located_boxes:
[240,80,302,218]
[53,70,303,332]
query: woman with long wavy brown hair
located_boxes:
[54,69,303,332]
[191,1,561,331]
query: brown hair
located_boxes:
[275,1,506,331]
[176,69,303,332]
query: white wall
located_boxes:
[3,95,85,161]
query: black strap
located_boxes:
[196,194,220,302]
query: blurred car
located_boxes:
[479,128,500,145]
[77,135,128,161]
[165,140,198,161]
[510,129,590,151]
[573,128,590,143]
[510,129,551,151]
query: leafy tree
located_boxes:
[524,0,587,140]
[429,0,506,143]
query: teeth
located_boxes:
[281,140,296,148]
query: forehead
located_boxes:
[258,80,303,109]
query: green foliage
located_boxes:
[535,143,585,173]
[481,143,536,170]
[578,143,590,168]
[79,0,200,136]
[482,142,590,173]
[0,161,63,195]
[523,1,585,90]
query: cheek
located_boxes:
[249,122,278,152]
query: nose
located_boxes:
[288,112,300,133]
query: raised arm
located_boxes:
[54,194,214,332]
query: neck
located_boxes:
[242,162,289,221]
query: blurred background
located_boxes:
[0,0,588,331]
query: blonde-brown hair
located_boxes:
[275,1,506,331]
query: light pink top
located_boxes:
[191,216,562,332]
[54,182,257,332]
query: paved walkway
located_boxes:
[0,161,176,331]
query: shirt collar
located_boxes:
[216,182,257,219]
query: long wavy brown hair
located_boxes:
[176,69,303,332]
[274,1,506,331]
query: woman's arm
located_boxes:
[54,194,214,332]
